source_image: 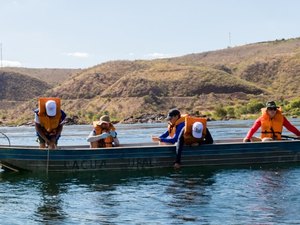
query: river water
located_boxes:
[0,119,299,224]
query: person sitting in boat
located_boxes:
[243,101,300,142]
[152,109,185,145]
[87,115,120,148]
[34,97,67,149]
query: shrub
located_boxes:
[246,100,264,114]
[214,106,227,118]
[290,99,300,108]
[226,107,235,117]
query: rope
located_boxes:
[0,132,11,146]
[46,148,50,174]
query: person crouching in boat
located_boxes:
[87,115,120,148]
[243,101,300,142]
[152,109,213,168]
[34,98,67,149]
[174,116,214,168]
[152,109,185,145]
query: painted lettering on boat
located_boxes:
[64,160,106,170]
[127,158,153,168]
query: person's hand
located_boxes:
[243,138,251,143]
[45,139,51,145]
[100,133,109,139]
[152,136,160,142]
[109,131,117,138]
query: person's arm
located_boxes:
[87,130,110,142]
[55,124,63,139]
[204,128,214,144]
[109,130,117,138]
[113,137,120,147]
[60,110,67,125]
[35,123,50,144]
[152,130,169,142]
[159,130,169,139]
[244,118,261,141]
[283,117,300,136]
[160,123,185,144]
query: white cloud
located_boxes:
[144,52,174,59]
[65,52,90,58]
[1,60,22,67]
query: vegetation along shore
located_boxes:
[0,38,300,126]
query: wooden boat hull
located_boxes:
[0,140,300,172]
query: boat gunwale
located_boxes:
[0,139,299,151]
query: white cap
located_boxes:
[192,122,203,139]
[45,100,57,116]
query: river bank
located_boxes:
[1,113,298,127]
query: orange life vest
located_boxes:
[38,97,62,133]
[93,121,116,147]
[260,108,284,140]
[184,116,207,145]
[168,114,187,138]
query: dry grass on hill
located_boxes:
[1,38,300,125]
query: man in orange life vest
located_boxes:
[152,109,185,145]
[87,115,120,148]
[34,98,67,149]
[243,101,300,142]
[152,109,213,168]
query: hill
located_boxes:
[0,67,80,85]
[1,37,300,125]
[0,71,50,101]
[171,37,300,95]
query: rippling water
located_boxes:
[0,119,299,224]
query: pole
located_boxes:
[228,32,231,47]
[0,42,2,68]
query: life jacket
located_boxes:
[260,108,284,140]
[38,97,62,133]
[93,121,116,147]
[183,116,207,145]
[168,114,187,138]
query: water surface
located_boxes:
[0,119,299,224]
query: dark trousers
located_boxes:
[175,128,213,164]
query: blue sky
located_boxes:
[0,0,299,68]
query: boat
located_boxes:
[0,139,299,172]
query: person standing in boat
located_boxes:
[34,98,67,149]
[243,101,300,142]
[87,115,120,148]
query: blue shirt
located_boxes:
[159,122,185,144]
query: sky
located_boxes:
[0,0,300,68]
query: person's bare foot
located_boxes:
[174,163,181,169]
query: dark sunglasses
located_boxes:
[267,107,277,111]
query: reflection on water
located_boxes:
[0,119,299,224]
[1,167,300,224]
